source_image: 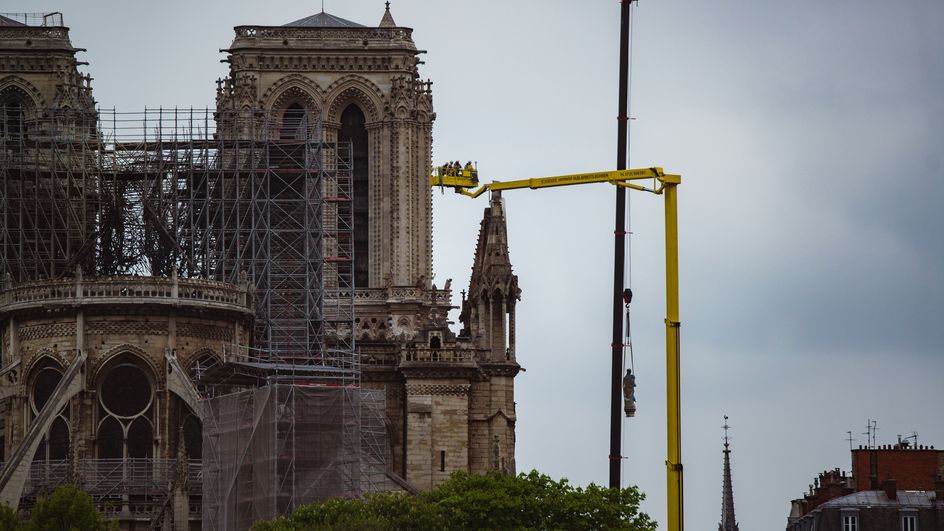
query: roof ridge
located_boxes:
[283,11,364,28]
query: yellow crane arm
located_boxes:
[431,161,684,531]
[430,166,676,198]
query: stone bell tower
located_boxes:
[216,3,434,289]
[215,4,520,489]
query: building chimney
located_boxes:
[883,479,897,500]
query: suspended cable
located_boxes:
[620,0,637,489]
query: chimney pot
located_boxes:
[884,479,897,500]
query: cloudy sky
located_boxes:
[7,0,941,528]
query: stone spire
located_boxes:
[379,1,397,27]
[460,190,520,360]
[719,415,740,531]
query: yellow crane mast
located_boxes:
[431,165,684,531]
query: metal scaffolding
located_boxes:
[1,106,357,381]
[0,106,99,282]
[1,106,378,527]
[200,384,387,531]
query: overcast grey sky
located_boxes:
[7,0,942,528]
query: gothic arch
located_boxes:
[185,347,221,370]
[260,74,325,110]
[324,76,385,124]
[265,83,323,140]
[268,85,321,116]
[25,354,64,409]
[91,344,162,387]
[94,349,157,459]
[186,347,221,388]
[26,354,71,461]
[414,91,433,117]
[0,76,45,110]
[22,349,66,383]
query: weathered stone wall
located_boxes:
[0,275,252,525]
[219,25,434,290]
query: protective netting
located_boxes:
[201,384,387,531]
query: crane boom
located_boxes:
[431,161,684,531]
[430,166,671,198]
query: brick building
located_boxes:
[788,444,944,530]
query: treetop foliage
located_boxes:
[252,470,657,531]
[0,485,116,531]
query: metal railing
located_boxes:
[19,459,202,498]
[0,12,64,27]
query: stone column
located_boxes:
[508,300,516,360]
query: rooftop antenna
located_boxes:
[904,431,918,448]
[862,418,878,449]
[321,0,325,13]
[845,431,857,451]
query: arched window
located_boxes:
[29,360,70,462]
[280,103,308,140]
[339,104,369,287]
[96,356,155,460]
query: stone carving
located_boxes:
[86,321,168,337]
[405,383,470,397]
[17,323,76,341]
[177,323,233,342]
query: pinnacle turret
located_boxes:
[379,1,397,28]
[719,415,740,531]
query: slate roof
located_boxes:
[820,490,939,508]
[283,11,364,28]
[0,14,27,27]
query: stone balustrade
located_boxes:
[401,347,476,365]
[0,27,70,41]
[337,287,452,305]
[0,273,252,315]
[233,26,414,44]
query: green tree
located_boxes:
[252,470,657,531]
[25,485,104,531]
[0,503,20,531]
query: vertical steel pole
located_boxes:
[609,0,632,489]
[664,180,683,531]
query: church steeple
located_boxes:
[719,415,740,531]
